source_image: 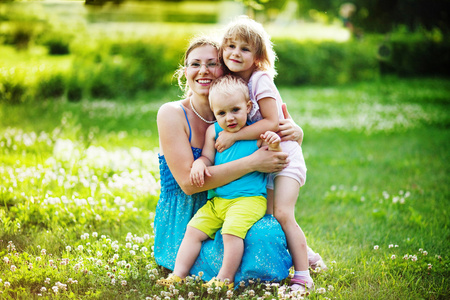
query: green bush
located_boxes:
[0,68,28,104]
[40,31,72,55]
[66,74,83,102]
[378,31,450,77]
[69,37,184,99]
[274,39,379,86]
[35,71,65,100]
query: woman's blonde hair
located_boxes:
[175,35,222,98]
[221,15,277,78]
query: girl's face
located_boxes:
[185,45,224,97]
[222,38,257,81]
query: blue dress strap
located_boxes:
[180,104,192,143]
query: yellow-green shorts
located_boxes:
[188,195,266,239]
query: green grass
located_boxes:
[0,77,449,299]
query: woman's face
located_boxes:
[185,45,224,97]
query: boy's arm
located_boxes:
[215,97,279,153]
[260,130,282,152]
[190,125,216,187]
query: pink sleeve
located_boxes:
[253,73,277,102]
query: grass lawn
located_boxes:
[0,77,449,299]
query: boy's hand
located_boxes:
[261,131,282,152]
[215,131,236,153]
[190,160,210,187]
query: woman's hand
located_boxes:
[249,146,289,173]
[278,103,304,145]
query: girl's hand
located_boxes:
[250,146,289,173]
[278,103,304,145]
[215,131,236,153]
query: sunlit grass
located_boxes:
[1,77,449,299]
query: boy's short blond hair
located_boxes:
[221,15,277,78]
[209,75,249,109]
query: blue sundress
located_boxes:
[153,106,292,283]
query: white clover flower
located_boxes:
[133,244,139,251]
[389,244,394,248]
[391,255,396,260]
[144,234,150,240]
[374,245,379,250]
[207,287,213,294]
[66,246,71,252]
[40,287,47,292]
[126,243,132,249]
[92,232,98,238]
[226,290,233,298]
[317,287,326,294]
[45,278,51,285]
[129,250,136,256]
[428,264,432,270]
[121,280,127,286]
[411,255,418,262]
[188,292,195,299]
[41,249,47,255]
[403,254,409,260]
[3,256,10,264]
[423,251,428,256]
[111,279,116,285]
[97,251,102,257]
[113,254,119,260]
[328,285,334,291]
[10,265,16,272]
[4,281,10,288]
[77,245,84,251]
[140,247,148,252]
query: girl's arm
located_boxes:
[215,97,279,153]
[158,103,289,196]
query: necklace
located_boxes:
[189,97,216,124]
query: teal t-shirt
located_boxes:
[207,122,267,199]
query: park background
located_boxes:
[0,0,449,299]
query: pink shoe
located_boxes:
[289,277,314,296]
[309,253,328,271]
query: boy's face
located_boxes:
[211,92,251,133]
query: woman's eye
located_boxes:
[189,62,201,68]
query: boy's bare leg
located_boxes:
[216,234,244,283]
[173,226,209,278]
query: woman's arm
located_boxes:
[278,103,304,145]
[158,103,288,195]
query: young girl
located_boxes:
[216,15,322,294]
